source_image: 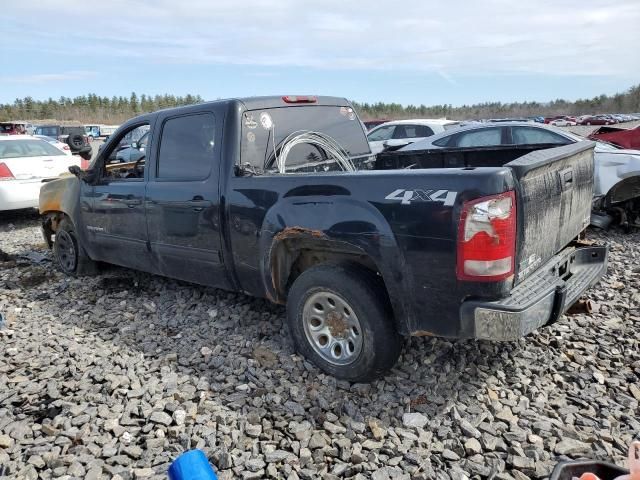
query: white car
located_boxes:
[366,119,460,154]
[550,118,577,127]
[0,136,80,211]
[33,135,73,155]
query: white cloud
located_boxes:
[0,71,98,84]
[2,0,639,78]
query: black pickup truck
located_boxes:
[39,96,608,381]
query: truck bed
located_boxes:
[376,142,596,285]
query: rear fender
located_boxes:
[260,197,415,335]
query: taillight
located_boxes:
[457,191,516,281]
[282,95,317,104]
[0,163,15,180]
[63,145,70,150]
[80,158,90,170]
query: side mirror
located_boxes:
[68,165,87,180]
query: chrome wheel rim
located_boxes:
[302,291,363,366]
[55,230,77,272]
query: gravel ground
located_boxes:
[0,210,639,480]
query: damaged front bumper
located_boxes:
[460,245,608,341]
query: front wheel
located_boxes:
[286,264,403,382]
[53,218,97,276]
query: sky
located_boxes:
[1,0,639,106]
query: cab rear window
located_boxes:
[240,106,370,174]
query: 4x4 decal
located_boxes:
[385,189,457,206]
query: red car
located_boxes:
[579,115,616,126]
[0,122,28,135]
[544,115,576,124]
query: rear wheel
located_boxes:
[53,218,97,276]
[286,264,403,382]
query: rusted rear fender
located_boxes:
[259,196,415,334]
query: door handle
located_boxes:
[187,196,212,212]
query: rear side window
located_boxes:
[511,127,571,145]
[455,128,503,147]
[157,113,215,180]
[393,124,434,139]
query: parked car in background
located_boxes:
[362,119,389,131]
[85,124,120,140]
[579,115,616,126]
[34,125,92,162]
[527,116,545,123]
[366,118,459,154]
[401,122,640,230]
[0,122,34,135]
[33,135,72,155]
[488,117,533,123]
[114,130,149,163]
[0,136,80,210]
[550,118,577,126]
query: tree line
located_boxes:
[0,93,205,124]
[355,83,640,120]
[1,84,639,124]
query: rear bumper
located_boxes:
[0,179,45,211]
[460,245,608,341]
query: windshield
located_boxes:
[240,105,370,174]
[0,139,66,159]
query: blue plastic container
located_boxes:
[168,450,218,480]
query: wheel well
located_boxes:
[42,211,68,248]
[270,234,386,303]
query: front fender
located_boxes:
[594,152,640,199]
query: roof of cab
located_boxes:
[234,95,351,110]
[123,95,353,128]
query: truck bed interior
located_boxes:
[373,143,565,170]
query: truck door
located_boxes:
[83,122,154,272]
[144,110,229,288]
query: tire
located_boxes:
[67,134,85,151]
[286,264,403,382]
[53,218,97,276]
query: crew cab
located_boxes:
[39,96,608,381]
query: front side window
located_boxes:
[455,128,503,147]
[367,125,395,142]
[157,113,215,180]
[99,123,150,180]
[511,127,571,145]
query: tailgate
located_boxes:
[507,141,595,284]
